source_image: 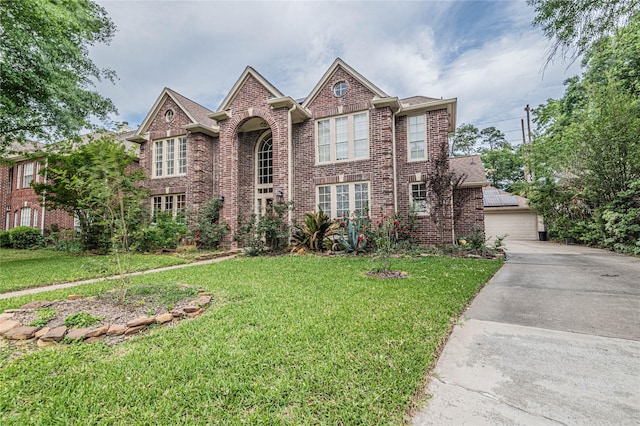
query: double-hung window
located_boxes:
[20,207,31,227]
[153,137,187,177]
[316,112,369,163]
[316,182,369,218]
[410,182,429,215]
[408,115,426,161]
[22,162,34,187]
[152,194,186,218]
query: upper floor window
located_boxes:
[153,137,187,177]
[408,115,426,161]
[22,162,34,188]
[333,81,348,97]
[316,182,369,219]
[316,112,369,163]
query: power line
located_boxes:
[471,116,522,126]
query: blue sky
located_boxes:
[91,0,581,145]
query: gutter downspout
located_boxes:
[287,104,295,226]
[40,159,48,234]
[392,109,399,214]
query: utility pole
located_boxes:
[524,105,534,182]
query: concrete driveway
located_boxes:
[412,241,640,425]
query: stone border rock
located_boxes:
[0,294,212,348]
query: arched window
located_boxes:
[255,133,273,215]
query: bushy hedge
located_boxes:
[8,226,43,249]
[132,212,187,252]
[0,230,10,248]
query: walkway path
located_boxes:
[412,241,640,425]
[0,254,237,300]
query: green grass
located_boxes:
[0,255,502,425]
[0,249,191,294]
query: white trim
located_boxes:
[407,114,427,162]
[409,182,430,216]
[302,58,388,108]
[255,131,274,216]
[152,137,187,178]
[315,111,369,164]
[316,181,370,219]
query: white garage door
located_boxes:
[485,211,538,241]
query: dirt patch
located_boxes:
[5,284,206,346]
[365,270,408,279]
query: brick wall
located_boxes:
[0,161,74,232]
[138,96,217,214]
[395,109,454,245]
[453,186,484,239]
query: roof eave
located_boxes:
[182,123,220,137]
[126,134,149,144]
[372,97,401,113]
[267,97,312,123]
[399,98,457,132]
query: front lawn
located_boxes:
[0,249,190,294]
[0,255,502,424]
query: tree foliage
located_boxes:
[526,11,640,253]
[32,135,147,252]
[529,0,640,64]
[0,0,117,153]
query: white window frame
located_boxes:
[410,182,430,215]
[22,162,34,188]
[316,182,370,219]
[153,137,187,178]
[408,114,426,161]
[20,207,31,227]
[316,112,369,164]
[151,194,186,218]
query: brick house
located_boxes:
[1,58,485,245]
[0,141,75,233]
[126,58,486,246]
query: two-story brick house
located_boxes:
[126,58,486,246]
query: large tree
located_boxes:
[0,0,117,154]
[529,0,640,64]
[526,12,640,251]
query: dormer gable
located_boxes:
[302,58,389,111]
[209,67,284,121]
[128,88,218,143]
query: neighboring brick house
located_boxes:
[0,130,137,234]
[0,142,75,233]
[127,58,486,246]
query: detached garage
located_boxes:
[483,187,540,242]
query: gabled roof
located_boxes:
[130,88,217,142]
[215,66,285,113]
[400,95,441,106]
[450,155,488,188]
[302,58,388,108]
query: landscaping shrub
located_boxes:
[133,212,188,252]
[0,230,10,248]
[291,208,339,252]
[8,226,43,249]
[190,198,229,250]
[335,212,369,253]
[234,201,293,255]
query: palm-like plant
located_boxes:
[291,209,340,253]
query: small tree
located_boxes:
[33,134,148,253]
[424,143,470,247]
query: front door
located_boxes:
[255,132,273,215]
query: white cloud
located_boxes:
[90,0,580,139]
